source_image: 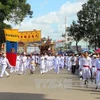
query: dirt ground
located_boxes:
[0,67,100,100]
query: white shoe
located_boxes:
[10,71,13,73]
[18,73,22,75]
[80,78,82,81]
[7,75,10,77]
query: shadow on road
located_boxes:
[0,92,58,100]
[96,97,100,99]
[71,88,100,99]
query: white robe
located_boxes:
[80,57,92,80]
[67,56,72,71]
[95,58,100,87]
[44,55,48,72]
[16,55,21,71]
[54,57,59,73]
[61,56,65,68]
[0,57,11,77]
[40,56,45,74]
[29,57,35,71]
[19,55,27,74]
[91,58,97,78]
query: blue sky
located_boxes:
[28,0,74,17]
[10,0,88,41]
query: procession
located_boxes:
[0,49,100,90]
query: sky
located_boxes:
[5,0,88,41]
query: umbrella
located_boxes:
[89,50,94,53]
[82,50,88,53]
[82,50,92,54]
[66,50,74,54]
[95,48,100,53]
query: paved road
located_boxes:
[0,67,100,100]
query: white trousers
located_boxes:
[82,67,91,80]
[61,62,64,69]
[44,61,48,72]
[68,65,71,71]
[30,64,35,71]
[16,61,20,71]
[96,71,100,87]
[0,64,9,77]
[19,63,26,74]
[10,67,16,73]
[91,67,96,78]
[40,64,45,74]
[54,64,59,73]
[47,61,51,71]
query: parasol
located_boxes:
[95,48,100,53]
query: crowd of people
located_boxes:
[0,51,100,89]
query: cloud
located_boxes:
[40,0,48,7]
[77,0,88,3]
[5,0,88,41]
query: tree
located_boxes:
[0,23,12,50]
[68,21,82,52]
[77,0,100,49]
[0,0,33,49]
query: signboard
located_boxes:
[4,29,19,42]
[4,29,41,42]
[6,41,18,66]
[19,30,41,42]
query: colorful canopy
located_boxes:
[95,48,100,53]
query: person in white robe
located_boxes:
[47,54,52,71]
[61,54,65,69]
[70,53,77,74]
[40,54,45,74]
[26,54,30,69]
[54,55,59,74]
[15,53,21,72]
[79,53,84,80]
[91,55,97,82]
[57,54,62,68]
[65,54,68,68]
[95,54,100,89]
[52,55,55,70]
[80,51,92,85]
[0,53,11,78]
[67,54,72,71]
[0,53,3,69]
[44,53,48,73]
[19,52,27,75]
[29,54,35,74]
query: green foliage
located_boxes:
[0,0,33,49]
[69,0,100,49]
[0,0,33,24]
[68,21,82,52]
[77,0,100,49]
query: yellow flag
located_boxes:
[4,29,41,42]
[4,29,19,42]
[19,30,41,42]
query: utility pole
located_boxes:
[64,17,68,49]
[65,17,67,43]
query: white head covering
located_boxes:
[3,53,6,57]
[93,55,97,58]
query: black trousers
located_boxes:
[71,65,76,74]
